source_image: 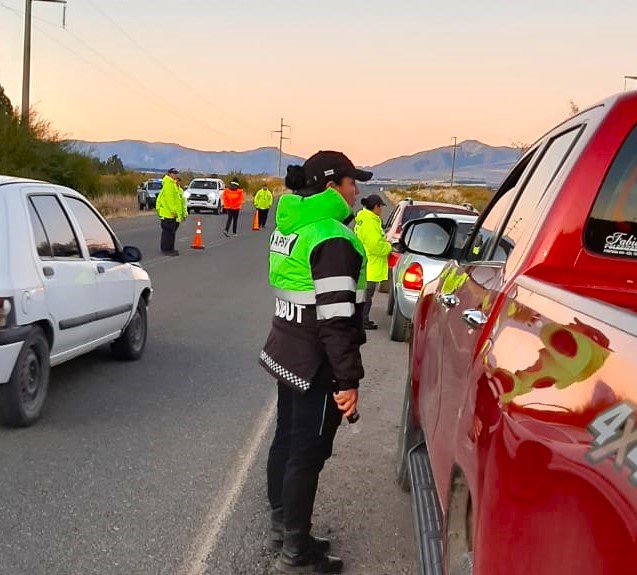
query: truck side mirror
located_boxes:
[400,218,457,257]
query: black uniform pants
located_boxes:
[363,281,378,323]
[225,209,240,233]
[160,218,179,252]
[258,208,269,228]
[267,378,342,532]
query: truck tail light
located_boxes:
[403,263,423,291]
[388,251,401,269]
[0,297,14,329]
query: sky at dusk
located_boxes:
[1,0,635,165]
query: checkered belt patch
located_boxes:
[260,351,312,392]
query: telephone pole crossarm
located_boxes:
[271,117,292,177]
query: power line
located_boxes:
[83,0,250,129]
[1,3,97,79]
[63,27,234,140]
[271,117,291,177]
[1,1,234,141]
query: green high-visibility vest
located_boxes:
[269,188,367,304]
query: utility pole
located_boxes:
[624,75,637,91]
[271,117,291,177]
[21,0,67,123]
[450,136,458,188]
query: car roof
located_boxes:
[0,175,40,187]
[0,176,85,199]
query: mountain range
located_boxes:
[367,140,521,185]
[70,139,521,186]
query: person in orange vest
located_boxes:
[223,179,244,236]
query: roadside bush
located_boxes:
[0,84,101,196]
[97,173,145,198]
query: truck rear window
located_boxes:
[402,205,468,224]
[585,126,637,259]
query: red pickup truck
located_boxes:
[396,92,637,575]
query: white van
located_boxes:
[0,177,152,426]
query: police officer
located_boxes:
[260,151,372,574]
[156,168,187,255]
[253,182,274,229]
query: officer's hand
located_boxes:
[333,389,358,418]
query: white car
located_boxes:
[387,212,478,342]
[183,178,225,214]
[0,177,152,427]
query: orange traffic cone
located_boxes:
[252,210,259,231]
[191,219,205,249]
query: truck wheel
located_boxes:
[396,372,422,491]
[0,326,50,427]
[213,208,220,215]
[139,201,145,211]
[111,301,147,361]
[390,300,410,342]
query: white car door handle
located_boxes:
[462,309,488,329]
[436,293,459,308]
[43,266,55,278]
[96,265,105,274]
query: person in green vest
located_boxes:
[354,194,392,330]
[253,183,274,229]
[155,168,187,256]
[260,151,372,574]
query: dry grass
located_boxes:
[92,194,144,219]
[386,186,494,213]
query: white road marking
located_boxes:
[179,394,277,575]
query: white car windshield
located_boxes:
[190,181,218,190]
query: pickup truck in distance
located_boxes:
[396,92,637,575]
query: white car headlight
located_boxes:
[183,191,191,199]
[208,193,217,201]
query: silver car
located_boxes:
[387,213,478,341]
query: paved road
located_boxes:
[0,196,415,575]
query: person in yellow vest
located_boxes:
[354,194,392,329]
[253,183,274,229]
[155,168,187,256]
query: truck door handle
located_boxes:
[96,265,105,274]
[436,293,459,308]
[462,309,488,329]
[43,266,55,278]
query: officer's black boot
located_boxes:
[274,530,343,574]
[270,508,331,554]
